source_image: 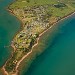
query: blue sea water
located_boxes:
[0,0,20,67]
[23,15,75,75]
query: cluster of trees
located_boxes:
[54,3,66,8]
[26,0,30,3]
[26,0,36,4]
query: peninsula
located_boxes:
[2,0,75,75]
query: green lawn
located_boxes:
[10,0,75,9]
[9,0,75,18]
[10,0,60,9]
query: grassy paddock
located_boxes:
[9,0,75,18]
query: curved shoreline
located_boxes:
[2,5,75,75]
[15,11,75,75]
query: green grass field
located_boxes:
[10,0,75,8]
[10,0,57,8]
[9,0,75,17]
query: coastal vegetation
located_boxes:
[3,0,75,75]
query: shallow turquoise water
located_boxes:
[23,15,75,75]
[0,0,20,67]
[1,1,75,75]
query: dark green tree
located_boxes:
[26,0,30,3]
